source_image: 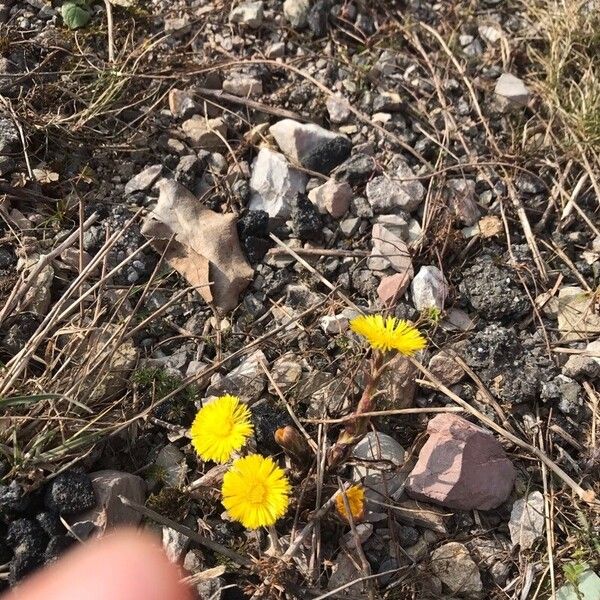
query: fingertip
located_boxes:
[11,529,192,600]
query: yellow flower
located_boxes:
[350,315,426,355]
[222,454,290,529]
[190,395,253,463]
[335,485,366,522]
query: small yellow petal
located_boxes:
[350,315,426,355]
[222,454,290,529]
[335,485,366,522]
[190,395,253,464]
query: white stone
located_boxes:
[229,1,263,28]
[326,95,351,123]
[266,42,286,58]
[163,526,190,563]
[283,0,310,28]
[373,214,409,240]
[249,148,307,219]
[495,73,530,106]
[509,491,545,550]
[478,23,503,44]
[340,217,360,237]
[411,265,448,311]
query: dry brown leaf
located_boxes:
[141,180,253,313]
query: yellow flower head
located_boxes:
[222,454,290,529]
[190,395,253,464]
[350,315,426,355]
[335,485,366,522]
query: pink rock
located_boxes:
[308,180,352,218]
[377,272,412,306]
[405,414,515,510]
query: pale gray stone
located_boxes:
[283,0,310,28]
[229,1,263,28]
[125,164,163,195]
[495,73,530,106]
[365,161,425,213]
[431,542,482,595]
[248,148,307,219]
[352,431,405,498]
[411,265,448,311]
[509,491,545,550]
[206,349,267,403]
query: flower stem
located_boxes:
[327,351,384,467]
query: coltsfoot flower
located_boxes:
[222,454,290,529]
[350,314,426,355]
[335,485,366,522]
[190,395,253,463]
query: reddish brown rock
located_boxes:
[405,414,515,510]
[428,350,465,385]
[377,272,412,306]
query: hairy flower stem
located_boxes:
[327,352,384,468]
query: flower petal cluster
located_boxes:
[222,455,290,529]
[190,395,253,464]
[350,315,426,355]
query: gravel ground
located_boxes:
[0,0,599,598]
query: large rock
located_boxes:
[66,471,146,539]
[248,148,307,219]
[411,265,448,311]
[430,542,482,595]
[365,161,425,213]
[44,471,96,516]
[269,119,352,174]
[406,414,515,510]
[495,73,530,107]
